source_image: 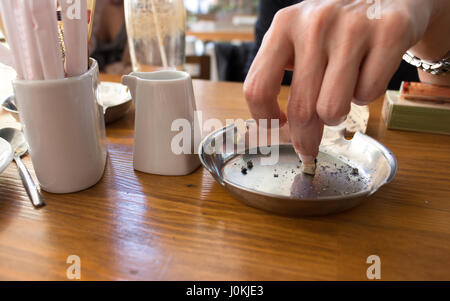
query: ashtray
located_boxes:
[199,120,397,216]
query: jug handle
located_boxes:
[121,75,137,103]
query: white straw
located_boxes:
[150,0,168,68]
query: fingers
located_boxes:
[316,50,364,126]
[316,13,370,125]
[287,28,327,163]
[288,116,324,164]
[354,25,410,105]
[353,48,403,105]
[243,8,295,128]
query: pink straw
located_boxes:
[60,0,88,77]
[29,0,64,79]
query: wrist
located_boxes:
[409,0,450,61]
[419,69,450,87]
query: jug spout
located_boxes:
[121,74,138,101]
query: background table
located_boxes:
[187,20,255,42]
[0,75,449,280]
[187,29,254,42]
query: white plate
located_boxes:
[98,81,131,108]
[0,137,13,175]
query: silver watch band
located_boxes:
[402,51,450,76]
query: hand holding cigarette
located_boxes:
[244,0,450,166]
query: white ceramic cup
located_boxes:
[13,59,107,193]
[122,70,200,175]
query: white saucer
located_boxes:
[0,137,13,175]
[98,82,133,124]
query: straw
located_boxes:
[149,0,168,68]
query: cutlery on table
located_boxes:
[0,128,45,208]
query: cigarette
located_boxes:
[301,162,316,175]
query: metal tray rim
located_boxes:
[199,122,397,202]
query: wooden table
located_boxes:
[187,30,254,42]
[0,75,449,280]
[187,22,254,42]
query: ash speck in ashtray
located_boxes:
[241,166,248,175]
[246,160,253,169]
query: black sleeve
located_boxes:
[244,0,301,84]
[254,0,299,55]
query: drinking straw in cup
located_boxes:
[149,0,168,68]
[124,0,186,72]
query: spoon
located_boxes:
[1,95,20,123]
[0,128,45,208]
[1,95,17,111]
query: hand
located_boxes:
[244,0,450,163]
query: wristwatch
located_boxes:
[402,51,450,75]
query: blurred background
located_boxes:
[87,0,258,81]
[0,0,417,87]
[184,0,258,82]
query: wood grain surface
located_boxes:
[187,29,254,42]
[0,74,449,280]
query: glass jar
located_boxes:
[124,0,186,72]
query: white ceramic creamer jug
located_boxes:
[122,71,200,176]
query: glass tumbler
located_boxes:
[124,0,186,72]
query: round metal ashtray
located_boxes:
[199,120,397,216]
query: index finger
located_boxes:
[243,8,296,127]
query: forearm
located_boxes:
[410,0,450,86]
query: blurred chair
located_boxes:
[185,55,211,80]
